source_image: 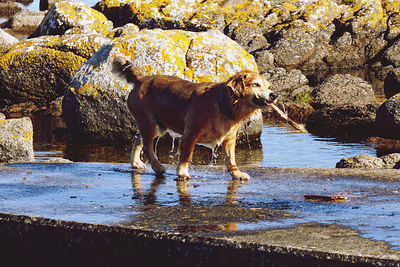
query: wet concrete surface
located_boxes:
[0,163,400,265]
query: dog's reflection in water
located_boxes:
[130,172,246,232]
[131,172,245,206]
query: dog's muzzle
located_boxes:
[253,92,277,107]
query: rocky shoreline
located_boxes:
[1,0,400,167]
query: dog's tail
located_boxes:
[112,55,143,86]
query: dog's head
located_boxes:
[226,70,277,109]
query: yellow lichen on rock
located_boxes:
[340,0,385,30]
[77,83,102,98]
[96,0,132,9]
[111,29,257,82]
[381,0,400,38]
[34,1,113,37]
[113,29,193,78]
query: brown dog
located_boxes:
[112,55,276,180]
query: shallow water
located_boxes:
[1,163,399,249]
[259,124,377,168]
[33,118,378,169]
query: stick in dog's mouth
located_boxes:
[269,103,307,133]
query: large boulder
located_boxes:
[63,28,260,143]
[0,28,18,48]
[375,93,400,139]
[306,103,379,138]
[4,10,46,35]
[306,74,378,136]
[30,1,113,38]
[0,33,110,108]
[0,113,34,163]
[311,74,376,108]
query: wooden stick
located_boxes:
[270,103,307,133]
[304,194,348,202]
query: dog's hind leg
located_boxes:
[141,126,166,175]
[130,134,146,169]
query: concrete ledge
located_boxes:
[0,213,398,266]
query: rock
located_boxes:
[0,33,110,109]
[224,22,269,54]
[382,0,400,40]
[45,96,63,117]
[384,68,400,98]
[30,1,113,38]
[63,29,260,143]
[336,154,385,169]
[4,10,46,35]
[0,28,18,48]
[0,102,40,118]
[269,21,318,70]
[107,23,140,39]
[260,0,388,72]
[366,137,400,154]
[40,0,63,11]
[0,115,34,163]
[375,93,400,139]
[237,110,263,144]
[381,153,400,169]
[95,0,268,31]
[262,68,310,100]
[383,39,400,68]
[0,2,21,18]
[44,158,73,163]
[336,153,400,169]
[306,104,379,138]
[253,50,275,74]
[94,0,400,73]
[311,74,376,108]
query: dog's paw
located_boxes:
[177,169,190,180]
[132,160,146,169]
[231,171,250,180]
[152,163,166,174]
[177,163,190,180]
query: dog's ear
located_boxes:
[219,86,235,120]
[226,72,248,98]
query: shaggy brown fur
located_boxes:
[112,55,276,180]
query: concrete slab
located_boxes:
[0,163,399,265]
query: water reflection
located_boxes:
[126,170,274,233]
[131,171,166,205]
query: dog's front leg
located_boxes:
[177,135,198,179]
[223,137,250,180]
